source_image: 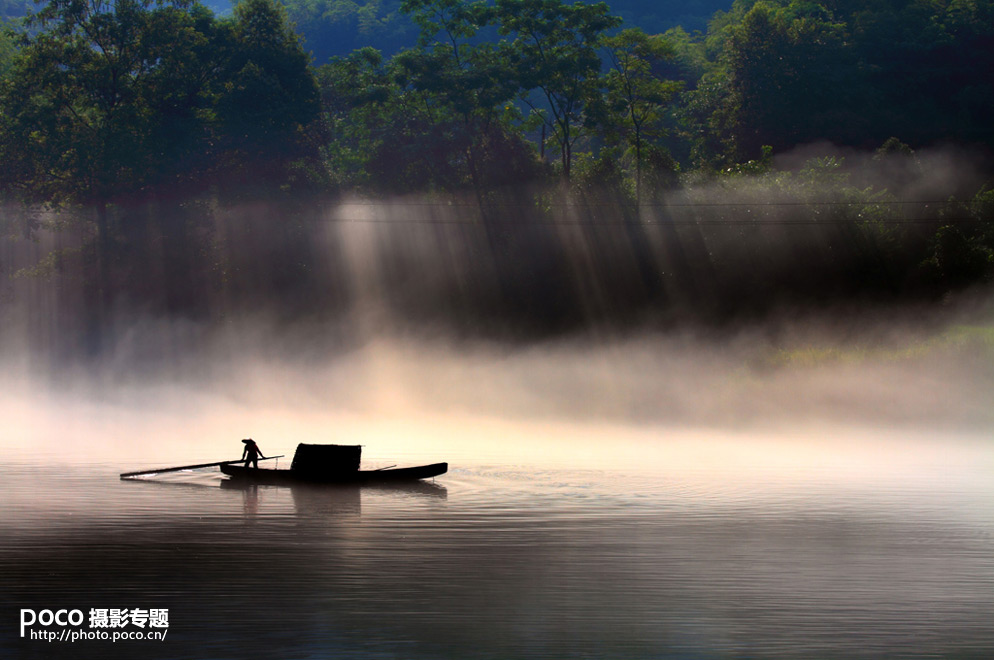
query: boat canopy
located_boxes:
[291,443,361,476]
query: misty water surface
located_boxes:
[2,391,993,659]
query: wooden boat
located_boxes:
[220,461,448,485]
[121,443,446,487]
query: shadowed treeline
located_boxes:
[2,145,991,366]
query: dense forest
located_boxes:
[0,0,993,353]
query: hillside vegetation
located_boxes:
[0,0,992,346]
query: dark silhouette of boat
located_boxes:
[220,462,448,484]
[219,443,447,485]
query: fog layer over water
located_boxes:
[3,297,994,659]
[4,315,994,464]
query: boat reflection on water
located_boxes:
[219,476,447,517]
[120,468,446,521]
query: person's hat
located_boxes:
[242,438,255,444]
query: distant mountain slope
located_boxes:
[1,0,31,19]
[610,0,730,34]
[5,0,730,61]
[274,0,732,64]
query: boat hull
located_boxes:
[220,462,447,485]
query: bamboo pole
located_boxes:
[120,456,284,479]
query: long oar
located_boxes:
[120,455,284,479]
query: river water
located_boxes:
[2,429,993,660]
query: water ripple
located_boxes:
[2,458,993,659]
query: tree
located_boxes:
[0,0,227,335]
[675,0,994,163]
[318,0,539,195]
[319,46,469,192]
[0,0,218,204]
[0,0,323,201]
[722,1,853,158]
[393,0,532,196]
[494,0,620,180]
[0,21,15,80]
[0,0,325,332]
[601,28,682,203]
[844,0,994,148]
[215,0,324,186]
[277,0,416,64]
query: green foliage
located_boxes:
[920,187,994,287]
[1,0,211,203]
[494,0,621,180]
[660,26,711,84]
[320,47,470,191]
[722,1,852,158]
[601,28,682,201]
[312,0,994,208]
[318,22,539,195]
[318,0,630,191]
[216,0,324,182]
[845,0,994,147]
[0,0,323,204]
[920,225,994,286]
[278,0,415,63]
[0,21,15,80]
[678,0,994,163]
[389,0,537,194]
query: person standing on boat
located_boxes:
[241,439,266,469]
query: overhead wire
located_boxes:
[332,199,961,208]
[323,198,989,226]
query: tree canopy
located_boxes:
[0,0,323,206]
[678,0,994,162]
